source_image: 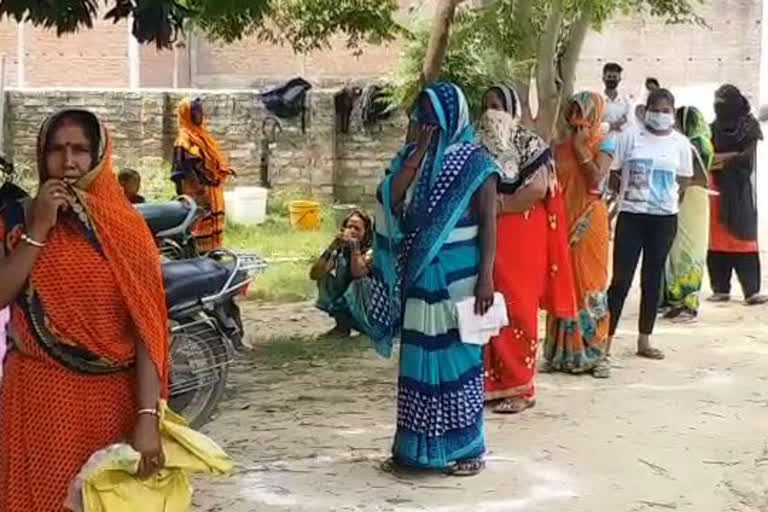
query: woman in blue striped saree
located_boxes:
[369,82,500,476]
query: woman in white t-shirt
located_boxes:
[607,88,693,360]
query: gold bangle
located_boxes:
[20,233,46,248]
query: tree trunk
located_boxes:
[554,9,592,139]
[421,0,465,85]
[513,73,536,130]
[559,10,591,102]
[534,0,564,140]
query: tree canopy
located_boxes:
[395,0,704,135]
[0,0,401,52]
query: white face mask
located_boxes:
[645,111,675,131]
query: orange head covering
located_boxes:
[564,92,606,155]
[175,98,234,185]
[34,109,169,393]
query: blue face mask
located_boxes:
[645,111,675,131]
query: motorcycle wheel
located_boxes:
[168,322,230,428]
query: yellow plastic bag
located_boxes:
[66,401,233,512]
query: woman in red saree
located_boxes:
[0,109,169,511]
[544,92,614,378]
[479,85,575,414]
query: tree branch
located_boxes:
[535,0,565,138]
[552,9,591,140]
[513,74,536,130]
[421,0,465,85]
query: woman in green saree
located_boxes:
[661,106,714,321]
[311,210,375,337]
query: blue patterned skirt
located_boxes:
[392,218,486,469]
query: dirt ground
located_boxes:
[189,286,768,512]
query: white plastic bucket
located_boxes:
[226,186,268,226]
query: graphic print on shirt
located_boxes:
[624,158,652,203]
[623,156,679,214]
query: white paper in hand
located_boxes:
[455,292,509,346]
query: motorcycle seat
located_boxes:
[136,201,192,235]
[163,257,248,308]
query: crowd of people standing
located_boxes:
[316,68,765,478]
[0,67,761,508]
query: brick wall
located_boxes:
[0,0,758,100]
[574,0,763,105]
[2,88,403,203]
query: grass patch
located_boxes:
[251,334,371,367]
[225,192,343,304]
[225,214,336,260]
[226,215,336,304]
[245,261,317,303]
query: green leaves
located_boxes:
[0,0,100,34]
[0,0,400,51]
[393,0,703,113]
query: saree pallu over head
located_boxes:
[369,82,499,357]
[175,98,234,186]
[677,106,714,172]
[559,92,608,228]
[478,85,575,318]
[480,84,555,195]
[11,110,168,390]
[175,98,235,253]
[544,92,611,371]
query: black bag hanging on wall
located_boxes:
[259,78,312,133]
[361,84,396,129]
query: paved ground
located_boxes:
[191,290,768,512]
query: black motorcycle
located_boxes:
[0,156,265,427]
[136,196,203,260]
[164,250,261,427]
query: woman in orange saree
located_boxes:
[544,92,614,378]
[0,109,169,511]
[171,98,235,253]
[478,85,575,414]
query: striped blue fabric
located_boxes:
[370,82,499,470]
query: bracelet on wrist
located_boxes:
[137,408,160,419]
[21,233,46,248]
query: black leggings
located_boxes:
[608,213,678,336]
[707,251,761,298]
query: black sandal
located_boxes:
[379,457,400,474]
[492,398,535,414]
[445,458,485,477]
[746,294,768,306]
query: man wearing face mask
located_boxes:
[607,88,693,362]
[602,63,632,136]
